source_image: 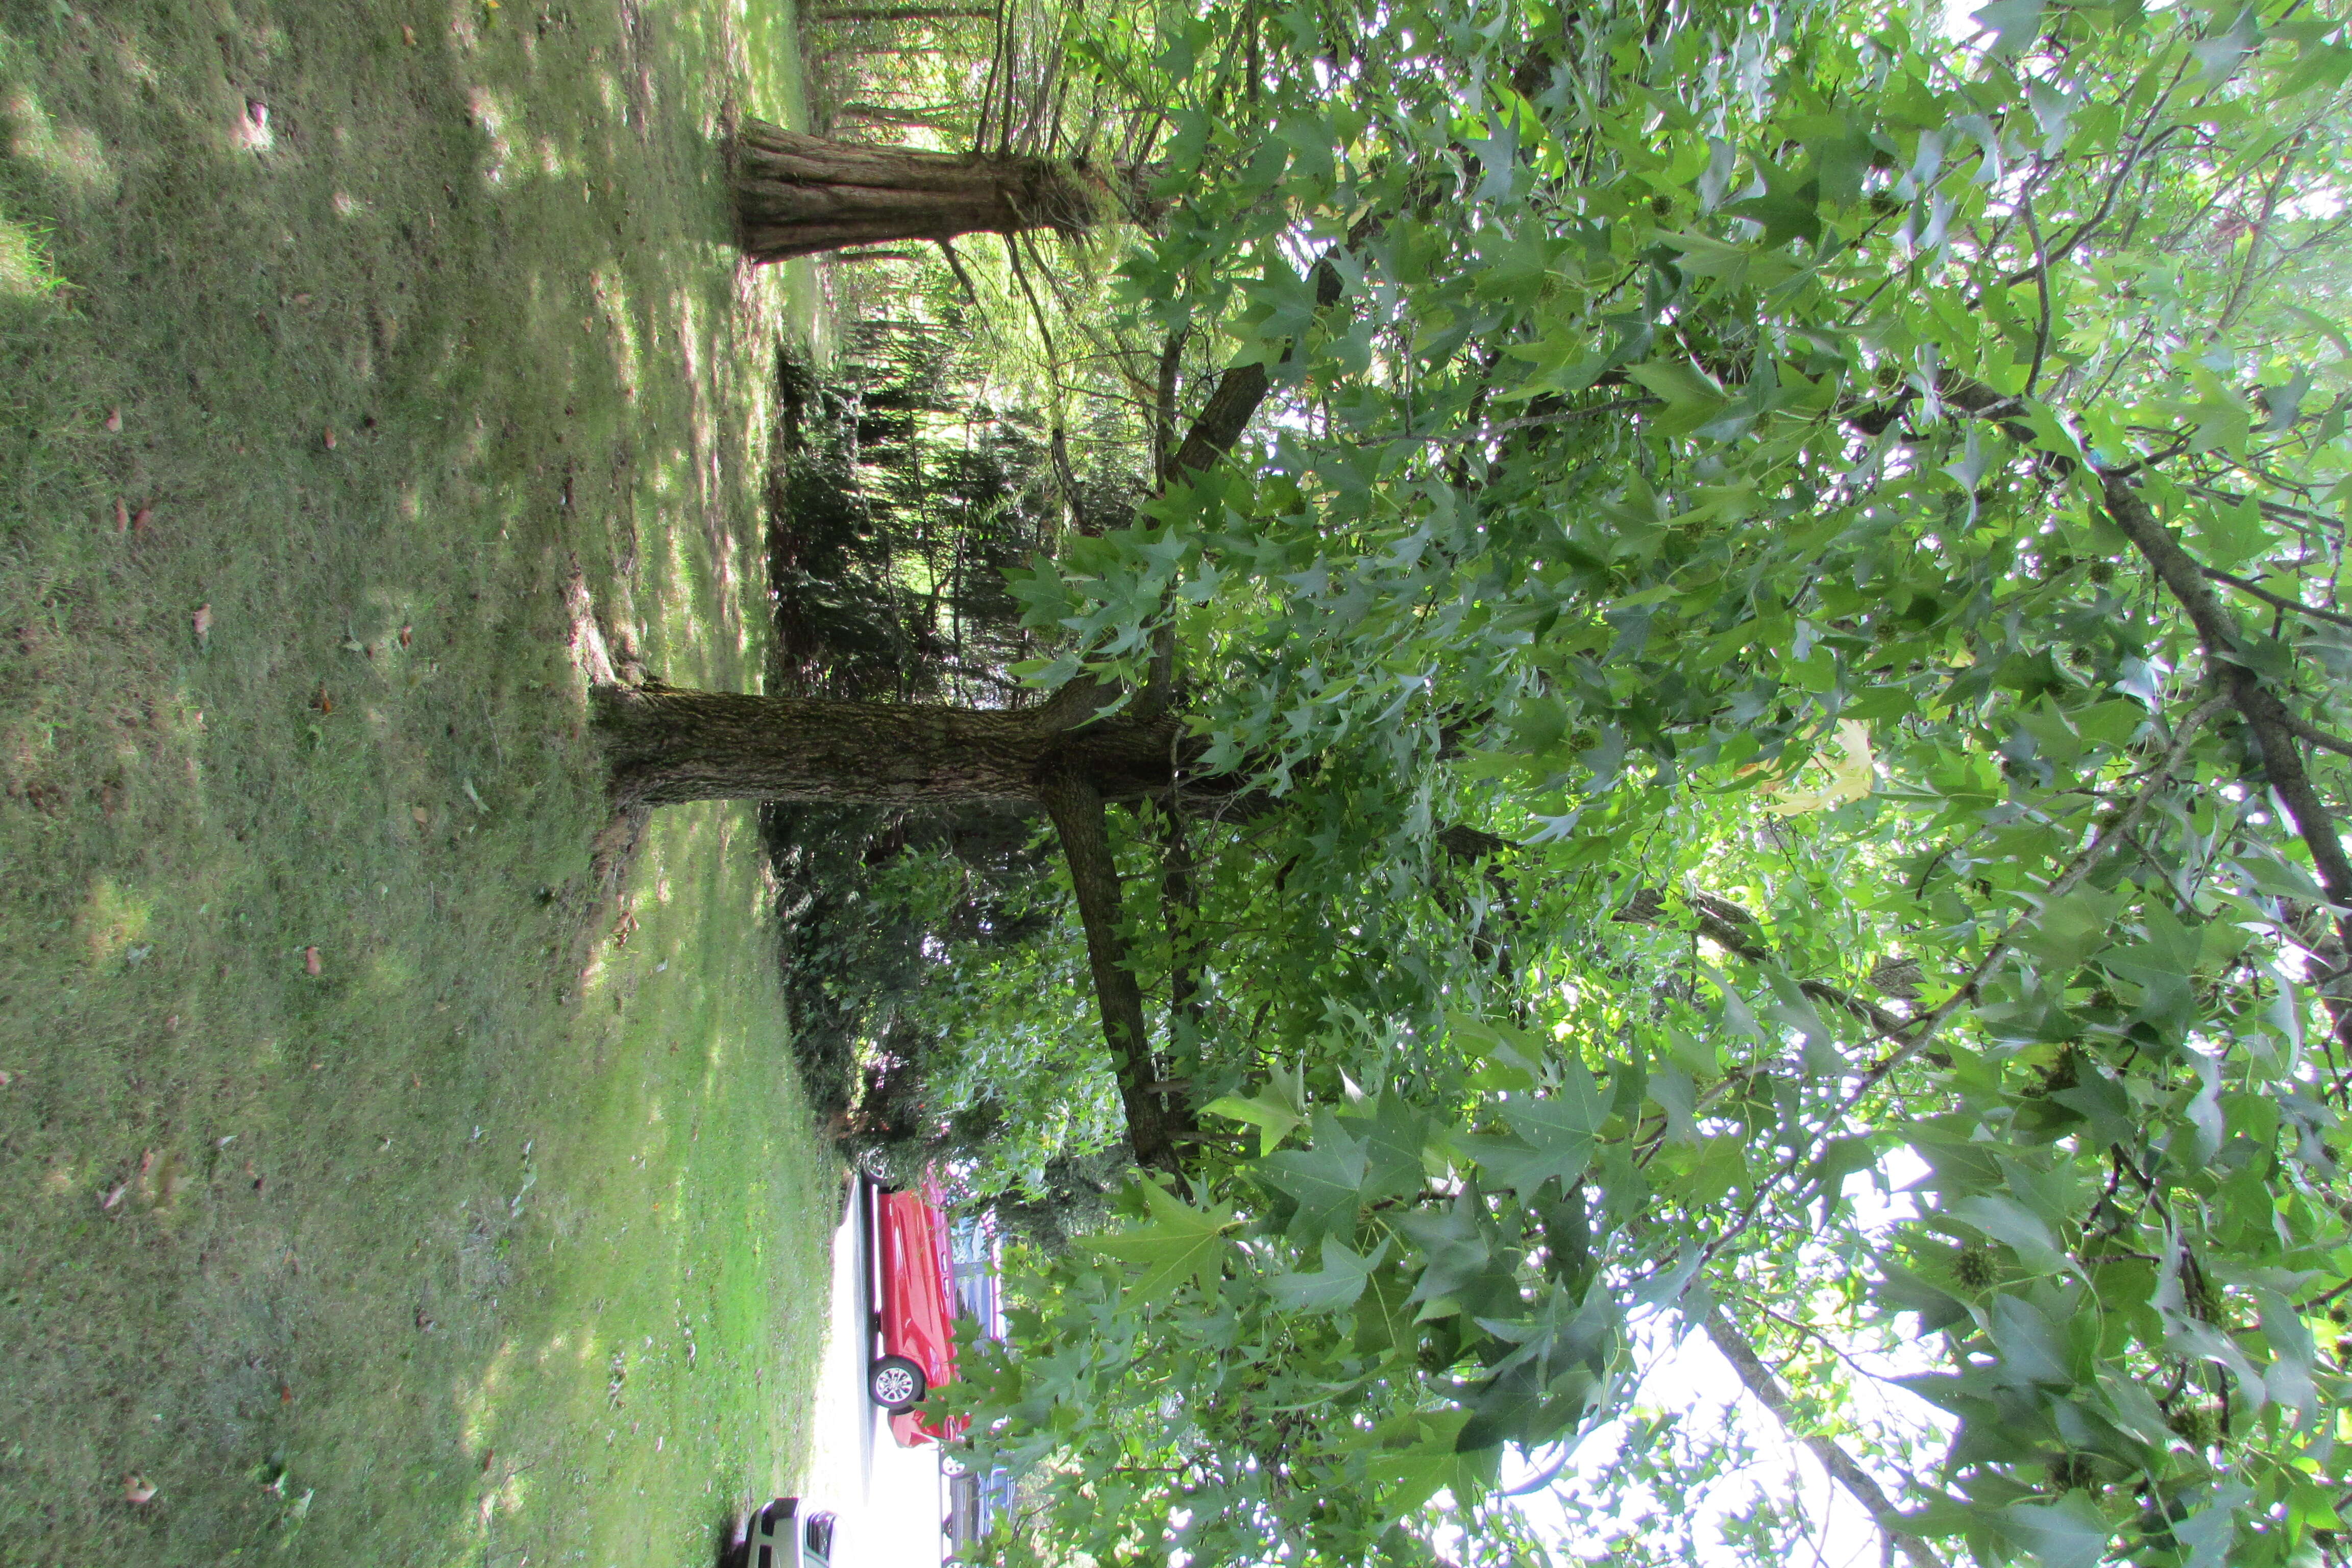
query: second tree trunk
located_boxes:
[733,120,1102,262]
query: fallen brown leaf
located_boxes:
[302,947,322,976]
[113,497,128,532]
[192,604,212,647]
[132,506,152,536]
[100,1182,127,1211]
[123,1473,156,1505]
[280,1382,292,1405]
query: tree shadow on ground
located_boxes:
[0,0,823,1562]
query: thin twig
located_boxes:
[1853,692,2232,1089]
[2020,191,2053,398]
[2272,707,2352,761]
[1369,398,1659,447]
[2198,563,2352,631]
[935,239,983,307]
[1684,694,2231,1282]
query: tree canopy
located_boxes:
[740,0,2352,1561]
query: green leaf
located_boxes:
[1365,1411,1483,1521]
[1464,1069,1609,1192]
[1085,1183,1239,1298]
[1260,1111,1373,1241]
[1720,160,1823,248]
[1949,1193,2069,1275]
[1354,1264,1418,1355]
[1969,0,2043,56]
[2277,40,2352,99]
[2001,1494,2112,1568]
[1349,1092,1435,1202]
[2275,302,2352,358]
[1396,1190,1498,1313]
[2012,884,2125,970]
[1204,1061,1309,1155]
[1268,1235,1389,1312]
[1624,359,1730,436]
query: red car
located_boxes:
[866,1179,967,1447]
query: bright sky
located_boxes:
[1504,1150,1950,1566]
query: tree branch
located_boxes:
[1683,898,1912,1039]
[2020,190,2053,398]
[1681,695,2235,1285]
[1854,691,2234,1090]
[1165,244,1353,479]
[1159,801,1206,1048]
[1699,1305,1950,1568]
[1037,761,1195,1173]
[1153,327,1186,488]
[2272,708,2352,761]
[2198,562,2352,632]
[936,239,983,307]
[2098,473,2352,952]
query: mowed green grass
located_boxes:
[0,1,836,1563]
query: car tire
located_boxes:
[869,1354,925,1411]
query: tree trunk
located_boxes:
[591,686,1181,810]
[1038,763,1196,1174]
[593,683,1207,1170]
[817,5,992,21]
[733,121,1102,263]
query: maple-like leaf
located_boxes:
[1085,1181,1238,1298]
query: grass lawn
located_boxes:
[0,1,837,1562]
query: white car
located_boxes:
[742,1497,835,1568]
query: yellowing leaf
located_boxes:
[1759,719,1875,813]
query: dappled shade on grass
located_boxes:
[0,0,831,1560]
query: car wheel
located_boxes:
[869,1354,925,1411]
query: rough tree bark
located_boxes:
[733,121,1103,262]
[593,687,1187,811]
[592,684,1211,1170]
